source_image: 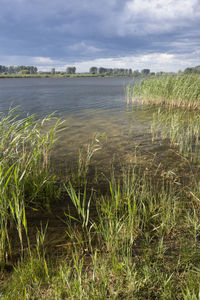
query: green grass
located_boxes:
[130,74,200,109]
[1,105,200,299]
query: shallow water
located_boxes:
[0,77,165,170]
[1,78,191,257]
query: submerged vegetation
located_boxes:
[1,72,200,299]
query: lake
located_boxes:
[0,77,161,171]
[0,77,132,115]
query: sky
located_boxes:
[0,0,200,72]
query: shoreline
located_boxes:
[0,74,136,79]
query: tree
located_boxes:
[133,70,140,77]
[141,69,150,75]
[66,67,76,74]
[0,65,3,73]
[72,67,76,74]
[0,65,8,73]
[128,69,132,75]
[29,66,37,74]
[184,66,200,74]
[107,68,113,75]
[89,67,98,74]
[0,65,38,74]
[8,66,15,74]
[98,67,107,74]
[184,67,193,74]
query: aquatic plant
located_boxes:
[0,107,63,264]
[77,133,103,183]
[131,74,200,109]
[151,108,200,162]
[65,182,92,229]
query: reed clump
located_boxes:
[131,74,200,109]
[0,107,63,265]
[151,108,200,162]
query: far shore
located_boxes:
[0,73,136,79]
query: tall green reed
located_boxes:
[76,133,104,186]
[151,108,200,162]
[130,74,200,109]
[0,107,63,264]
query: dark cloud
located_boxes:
[0,0,199,70]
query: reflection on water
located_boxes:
[0,77,168,171]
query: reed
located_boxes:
[151,108,200,162]
[131,74,200,109]
[1,157,200,299]
[0,107,63,264]
[76,133,103,186]
[3,160,200,299]
[65,182,92,229]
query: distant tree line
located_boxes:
[2,64,200,77]
[88,67,156,76]
[0,64,172,77]
[0,65,38,74]
[89,67,133,75]
[50,67,76,74]
[184,65,200,74]
[45,67,154,76]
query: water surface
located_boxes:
[0,77,159,170]
[0,77,131,115]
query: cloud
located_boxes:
[67,42,102,54]
[0,55,60,68]
[0,0,199,70]
[71,51,200,73]
[117,0,200,36]
[65,51,199,73]
[125,0,199,20]
[0,49,200,73]
[33,57,53,64]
